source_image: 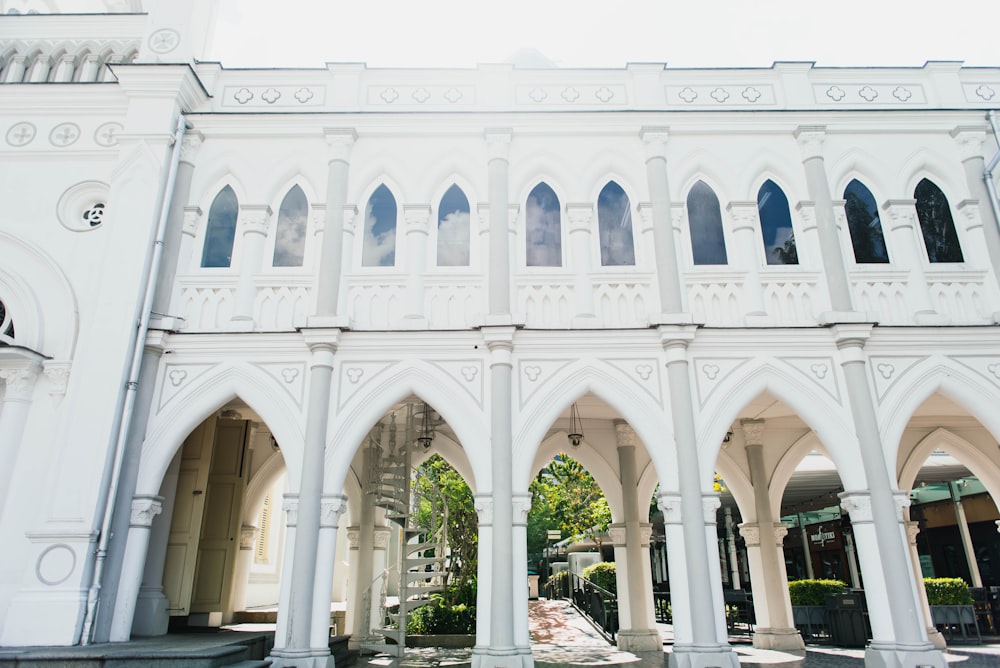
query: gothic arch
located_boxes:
[898,428,1000,507]
[829,148,892,201]
[879,359,1000,472]
[898,150,965,202]
[411,432,478,494]
[137,361,305,496]
[243,447,287,525]
[675,155,735,206]
[325,360,488,497]
[513,360,676,492]
[580,153,644,203]
[768,431,837,519]
[510,152,573,204]
[267,173,319,214]
[532,428,625,522]
[418,160,482,205]
[350,168,408,207]
[696,359,865,490]
[740,153,804,202]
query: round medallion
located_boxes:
[148,28,181,54]
[36,544,76,586]
[6,122,36,147]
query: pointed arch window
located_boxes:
[200,185,239,268]
[686,181,728,265]
[914,178,964,263]
[272,185,308,267]
[597,181,635,266]
[437,184,471,266]
[757,180,797,265]
[525,182,562,267]
[362,184,397,267]
[843,179,888,264]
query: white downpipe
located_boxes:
[79,114,189,645]
[985,111,1000,245]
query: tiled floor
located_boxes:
[356,598,1000,667]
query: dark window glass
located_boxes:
[686,181,728,265]
[200,186,238,268]
[0,298,12,339]
[437,184,470,266]
[914,179,964,263]
[757,180,798,265]
[272,185,308,267]
[597,181,635,266]
[843,179,889,263]
[526,182,562,267]
[362,184,397,267]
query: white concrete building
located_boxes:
[2,3,1000,668]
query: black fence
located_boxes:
[545,572,619,642]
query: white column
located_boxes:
[310,495,347,651]
[3,55,27,82]
[950,481,983,588]
[474,496,494,651]
[565,203,597,325]
[485,129,512,321]
[905,521,947,649]
[511,493,533,660]
[952,126,1000,283]
[881,201,947,324]
[798,515,815,579]
[53,53,76,82]
[229,524,257,615]
[109,496,163,641]
[273,494,298,651]
[369,525,392,634]
[230,204,273,328]
[740,419,803,651]
[314,129,356,320]
[640,127,685,317]
[78,53,102,82]
[844,531,861,589]
[656,493,693,648]
[723,508,741,589]
[344,528,360,636]
[955,200,1000,314]
[402,204,431,328]
[659,328,738,668]
[0,359,41,516]
[132,451,181,637]
[28,54,52,82]
[348,441,377,649]
[612,420,660,652]
[725,203,768,320]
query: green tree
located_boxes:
[411,454,477,606]
[527,454,611,564]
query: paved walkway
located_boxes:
[357,598,1000,667]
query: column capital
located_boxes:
[239,204,273,236]
[564,203,594,232]
[182,205,203,237]
[0,362,41,401]
[484,127,512,160]
[474,494,493,526]
[830,323,874,352]
[881,199,919,230]
[323,127,357,162]
[608,523,626,547]
[636,202,653,234]
[282,493,299,528]
[639,126,669,159]
[656,491,682,525]
[740,418,765,446]
[403,204,432,234]
[793,125,827,160]
[795,201,817,232]
[658,325,697,355]
[300,329,341,359]
[341,204,359,234]
[905,520,921,546]
[702,493,721,524]
[42,360,71,398]
[726,201,760,230]
[956,199,982,232]
[512,493,532,527]
[178,130,204,164]
[613,419,640,448]
[738,522,761,547]
[130,495,163,528]
[950,125,989,161]
[373,525,392,549]
[482,326,515,355]
[839,490,873,524]
[240,524,258,550]
[319,494,348,528]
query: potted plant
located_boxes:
[788,579,848,638]
[924,577,976,639]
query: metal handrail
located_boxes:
[546,572,618,642]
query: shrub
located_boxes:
[446,576,477,608]
[548,569,571,596]
[787,579,848,606]
[406,602,476,634]
[924,578,973,606]
[582,561,617,594]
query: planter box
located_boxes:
[406,634,476,648]
[792,605,830,640]
[929,605,979,644]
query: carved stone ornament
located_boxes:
[793,126,826,160]
[773,523,789,544]
[613,420,639,448]
[0,364,41,401]
[474,495,493,526]
[608,524,627,547]
[319,495,348,528]
[239,205,273,236]
[513,494,533,526]
[839,491,873,524]
[740,418,765,446]
[239,525,258,550]
[905,520,921,546]
[373,526,392,549]
[129,496,163,527]
[640,523,654,547]
[347,529,360,549]
[739,523,761,547]
[179,131,204,163]
[702,494,721,524]
[282,494,299,528]
[182,206,203,237]
[43,361,71,398]
[657,492,682,525]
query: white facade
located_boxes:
[2,3,1000,668]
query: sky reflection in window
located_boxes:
[272,185,308,267]
[363,184,397,267]
[597,181,635,266]
[526,182,561,267]
[437,184,470,266]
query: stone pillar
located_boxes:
[905,521,947,649]
[565,203,597,325]
[157,131,203,325]
[273,494,298,650]
[402,204,431,328]
[474,496,494,651]
[881,201,947,324]
[739,419,803,651]
[348,441,378,649]
[659,327,737,668]
[794,126,855,313]
[270,333,339,668]
[344,528,360,636]
[78,53,101,82]
[368,525,392,634]
[725,203,768,319]
[3,55,27,83]
[485,129,512,321]
[310,495,347,651]
[950,481,983,587]
[844,531,861,589]
[132,451,181,636]
[952,126,1000,283]
[834,322,945,668]
[230,204,273,328]
[640,127,685,317]
[723,508,741,589]
[229,525,257,615]
[797,515,815,579]
[0,358,42,516]
[108,496,163,641]
[612,420,660,652]
[314,129,356,320]
[473,327,529,668]
[28,55,52,82]
[53,53,76,82]
[511,493,533,661]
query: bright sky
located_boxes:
[209,0,1000,70]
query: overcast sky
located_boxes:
[209,0,1000,70]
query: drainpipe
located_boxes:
[79,114,189,644]
[985,111,1000,249]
